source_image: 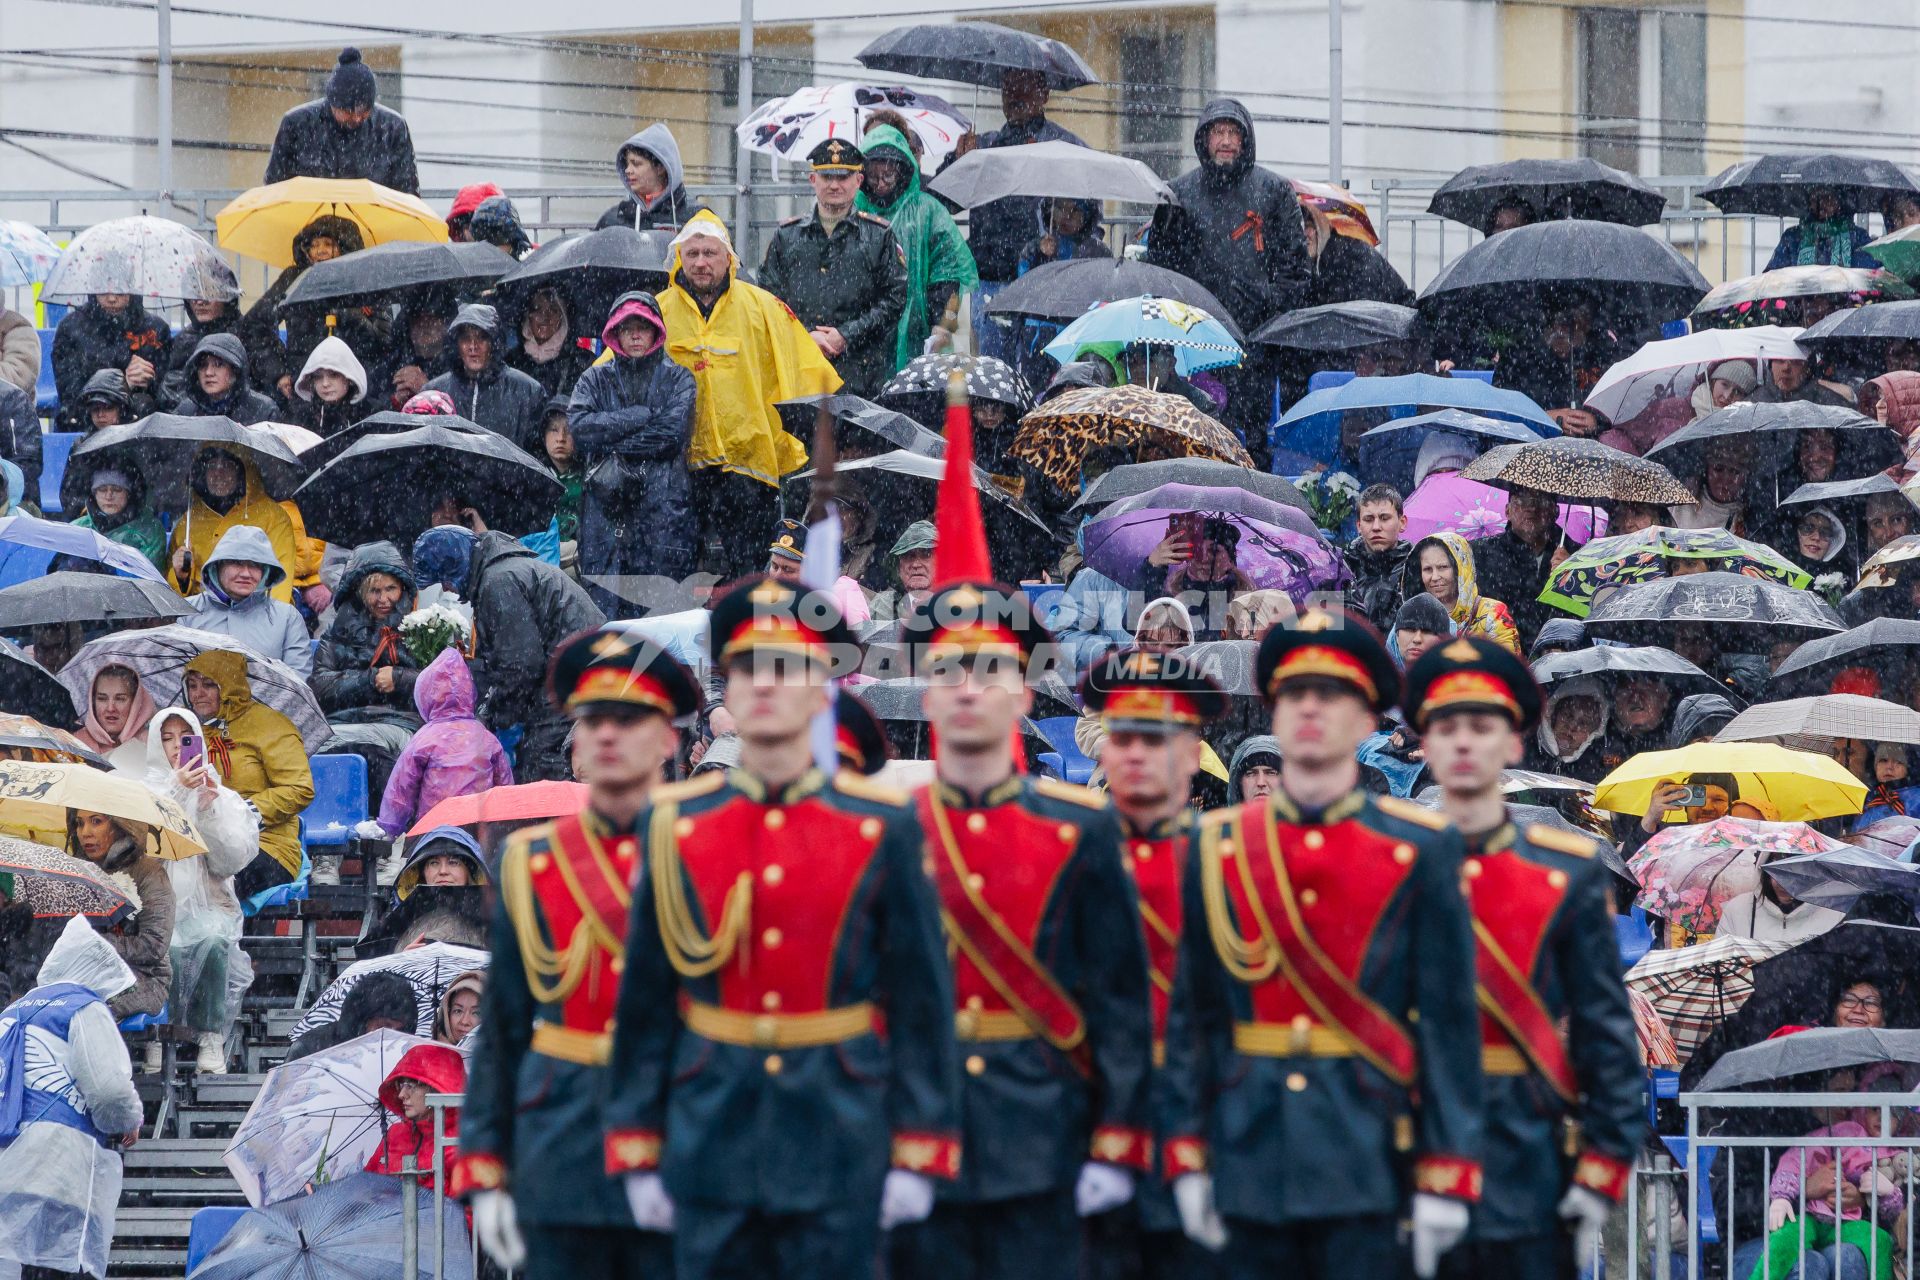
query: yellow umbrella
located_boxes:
[215,177,449,268]
[1593,742,1865,824]
[0,760,206,859]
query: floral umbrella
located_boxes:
[1009,385,1253,496]
[1081,483,1347,604]
[40,215,238,304]
[1540,525,1810,618]
[1629,816,1850,936]
[1692,266,1916,329]
[737,82,972,169]
[0,222,63,289]
[0,834,135,925]
[0,715,104,768]
[1401,473,1607,544]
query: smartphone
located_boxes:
[1167,512,1204,561]
[1674,784,1707,808]
[179,734,204,771]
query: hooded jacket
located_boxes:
[435,969,485,1043]
[425,303,547,454]
[291,335,372,437]
[163,300,283,409]
[0,378,39,499]
[182,524,313,676]
[140,707,257,955]
[1668,693,1737,748]
[169,331,281,425]
[183,649,314,881]
[166,446,300,605]
[595,124,700,232]
[245,215,385,389]
[567,290,699,601]
[1404,530,1521,653]
[70,459,167,571]
[375,648,513,837]
[313,541,422,720]
[1526,675,1611,782]
[1018,197,1112,277]
[658,210,841,486]
[464,531,604,746]
[75,667,159,768]
[77,367,130,418]
[504,292,596,399]
[0,307,38,397]
[1227,733,1282,800]
[851,123,978,372]
[937,110,1087,283]
[366,1042,466,1189]
[393,827,489,904]
[1342,534,1412,635]
[1144,98,1310,333]
[265,98,419,193]
[50,297,170,430]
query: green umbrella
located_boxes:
[1866,226,1920,280]
[1539,525,1810,618]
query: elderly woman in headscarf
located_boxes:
[505,285,595,398]
[75,663,159,770]
[1526,675,1611,782]
[67,809,173,1019]
[1402,530,1521,654]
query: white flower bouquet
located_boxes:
[399,602,473,666]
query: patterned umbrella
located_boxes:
[0,222,63,289]
[1010,385,1254,496]
[1042,295,1243,377]
[0,834,134,925]
[40,215,237,304]
[739,81,969,168]
[1630,816,1849,935]
[1401,474,1607,545]
[1582,571,1847,652]
[1864,228,1920,279]
[1462,436,1697,504]
[1631,987,1682,1069]
[0,759,205,859]
[1291,178,1380,245]
[1847,815,1920,861]
[1714,694,1920,753]
[1693,266,1914,329]
[1625,934,1794,1062]
[1540,525,1810,618]
[878,353,1030,418]
[1855,534,1920,591]
[0,715,104,767]
[290,943,491,1043]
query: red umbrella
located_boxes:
[406,781,589,836]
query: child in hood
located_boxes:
[365,1042,466,1191]
[375,649,513,839]
[1017,196,1111,275]
[291,335,372,437]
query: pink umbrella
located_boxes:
[1402,473,1609,544]
[1629,816,1851,936]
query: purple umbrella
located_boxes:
[1402,473,1609,545]
[1081,482,1347,602]
[0,513,167,590]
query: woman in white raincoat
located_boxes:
[0,915,144,1279]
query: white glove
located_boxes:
[1410,1193,1471,1278]
[1074,1162,1136,1217]
[471,1189,526,1270]
[879,1169,936,1229]
[624,1172,676,1232]
[352,819,387,840]
[1558,1185,1612,1268]
[1172,1173,1228,1251]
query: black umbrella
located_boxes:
[70,414,307,509]
[775,394,944,457]
[492,226,673,330]
[1646,401,1902,482]
[879,354,1032,423]
[1697,1025,1920,1092]
[1071,457,1310,514]
[1699,152,1920,218]
[0,638,78,729]
[1428,157,1668,233]
[985,258,1245,343]
[296,409,493,471]
[855,21,1097,90]
[1532,644,1734,702]
[1251,300,1420,353]
[1771,618,1920,690]
[1582,571,1847,650]
[1796,301,1920,372]
[789,449,1051,535]
[280,240,511,311]
[1417,218,1710,327]
[0,573,189,629]
[292,423,562,546]
[1766,847,1920,914]
[1780,471,1908,512]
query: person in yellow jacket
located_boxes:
[166,446,299,605]
[181,649,314,897]
[279,500,330,612]
[655,209,841,578]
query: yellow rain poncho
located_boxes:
[165,445,299,604]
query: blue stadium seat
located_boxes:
[186,1205,250,1273]
[1660,1135,1720,1246]
[117,1002,168,1034]
[300,753,369,854]
[34,329,56,416]
[1613,912,1653,971]
[39,431,80,516]
[1032,715,1095,786]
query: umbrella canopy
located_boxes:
[293,410,490,472]
[776,393,945,456]
[1400,474,1607,546]
[1071,457,1310,515]
[1693,266,1914,329]
[857,678,1047,741]
[1715,694,1920,753]
[0,572,188,630]
[1042,296,1243,377]
[1292,179,1380,245]
[1626,933,1794,1062]
[740,82,971,169]
[1765,847,1920,913]
[1010,385,1254,496]
[1696,1026,1920,1093]
[1797,300,1920,350]
[1354,409,1547,497]
[196,1171,473,1280]
[1081,483,1346,603]
[790,450,1051,534]
[927,141,1174,208]
[0,639,80,729]
[878,354,1031,420]
[492,226,673,331]
[0,835,134,925]
[40,215,237,304]
[1771,617,1920,691]
[1583,326,1807,428]
[1855,534,1920,591]
[1629,816,1849,935]
[1428,157,1668,231]
[0,714,104,767]
[1699,152,1920,218]
[292,423,562,546]
[1274,373,1557,464]
[1251,300,1419,353]
[1849,815,1920,861]
[1532,644,1730,701]
[985,257,1243,340]
[1172,639,1259,698]
[1462,436,1697,504]
[407,780,589,837]
[58,624,330,753]
[1418,219,1711,328]
[1583,571,1846,653]
[291,943,491,1045]
[0,759,204,858]
[1781,473,1913,523]
[281,240,510,311]
[0,513,167,590]
[71,414,306,509]
[1594,741,1867,823]
[854,21,1097,90]
[1646,399,1901,484]
[1539,526,1810,618]
[1864,227,1920,280]
[0,221,64,289]
[215,178,449,269]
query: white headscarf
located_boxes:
[1414,431,1478,489]
[1538,675,1609,763]
[37,914,135,1001]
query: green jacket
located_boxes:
[854,124,979,371]
[73,508,168,573]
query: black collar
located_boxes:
[728,767,826,807]
[933,775,1024,810]
[1267,788,1365,827]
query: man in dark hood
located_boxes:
[467,196,532,259]
[264,47,419,192]
[1668,693,1737,748]
[245,213,383,399]
[75,368,131,434]
[375,291,457,409]
[164,296,281,408]
[50,293,170,430]
[593,123,700,231]
[169,332,279,424]
[425,303,547,453]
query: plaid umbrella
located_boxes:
[1009,385,1253,496]
[0,835,135,925]
[1631,988,1682,1069]
[1715,694,1920,752]
[1629,816,1850,935]
[1626,934,1794,1062]
[1461,436,1697,504]
[1541,525,1809,618]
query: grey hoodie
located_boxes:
[172,331,280,425]
[183,523,314,676]
[425,303,547,453]
[1227,733,1282,800]
[593,124,699,232]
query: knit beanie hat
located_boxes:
[326,48,378,111]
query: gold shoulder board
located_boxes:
[1374,795,1448,831]
[652,772,726,805]
[833,772,910,806]
[1035,777,1110,810]
[858,210,892,227]
[1526,824,1597,858]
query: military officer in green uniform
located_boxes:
[1404,637,1645,1280]
[758,137,910,395]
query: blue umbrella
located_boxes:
[0,221,62,288]
[1274,373,1558,468]
[1354,409,1553,496]
[1042,294,1243,377]
[0,513,166,591]
[192,1172,473,1280]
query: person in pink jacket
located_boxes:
[375,646,513,839]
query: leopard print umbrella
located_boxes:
[1010,385,1255,495]
[1462,436,1697,504]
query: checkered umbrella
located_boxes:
[1626,934,1794,1062]
[1715,694,1920,753]
[1042,295,1244,377]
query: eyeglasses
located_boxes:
[393,1078,429,1094]
[1838,993,1884,1012]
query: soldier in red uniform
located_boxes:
[601,575,961,1280]
[1158,609,1484,1278]
[452,626,699,1279]
[1081,647,1229,1280]
[1404,637,1644,1280]
[890,582,1155,1280]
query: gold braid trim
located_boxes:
[648,798,753,979]
[1200,812,1278,983]
[503,841,597,1007]
[1138,900,1179,996]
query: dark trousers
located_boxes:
[676,1202,876,1280]
[693,469,782,583]
[1083,1206,1226,1280]
[891,1190,1080,1280]
[1221,1213,1405,1279]
[233,851,294,899]
[521,1223,672,1280]
[1438,1233,1576,1280]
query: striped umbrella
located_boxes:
[1626,934,1794,1062]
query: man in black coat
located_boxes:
[50,295,169,431]
[1471,486,1569,651]
[1343,482,1412,635]
[426,304,548,454]
[263,48,419,193]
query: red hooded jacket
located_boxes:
[365,1042,467,1191]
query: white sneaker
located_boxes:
[142,1041,162,1074]
[195,1032,227,1075]
[375,848,407,887]
[310,856,341,887]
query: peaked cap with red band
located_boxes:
[1081,646,1228,732]
[546,625,704,720]
[834,691,890,775]
[1254,607,1401,712]
[1404,634,1542,733]
[707,574,859,668]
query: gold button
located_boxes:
[1300,888,1318,908]
[1291,1014,1311,1032]
[1058,824,1076,843]
[610,956,625,974]
[967,813,988,835]
[763,865,784,887]
[675,817,695,838]
[1394,843,1415,865]
[861,818,882,840]
[1548,869,1568,890]
[1304,830,1325,850]
[764,1054,784,1075]
[957,1011,978,1038]
[1219,840,1236,857]
[1286,1072,1308,1092]
[762,928,783,949]
[762,992,782,1011]
[966,995,985,1012]
[764,810,786,831]
[967,873,985,891]
[617,838,637,857]
[922,856,936,877]
[966,1054,986,1076]
[1138,846,1153,861]
[1134,842,1153,859]
[1463,859,1483,879]
[530,853,550,873]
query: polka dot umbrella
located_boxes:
[40,215,237,304]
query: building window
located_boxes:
[1577,9,1640,173]
[1577,5,1707,179]
[1120,26,1214,180]
[1657,10,1707,176]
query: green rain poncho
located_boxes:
[855,124,979,372]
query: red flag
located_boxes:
[933,370,992,585]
